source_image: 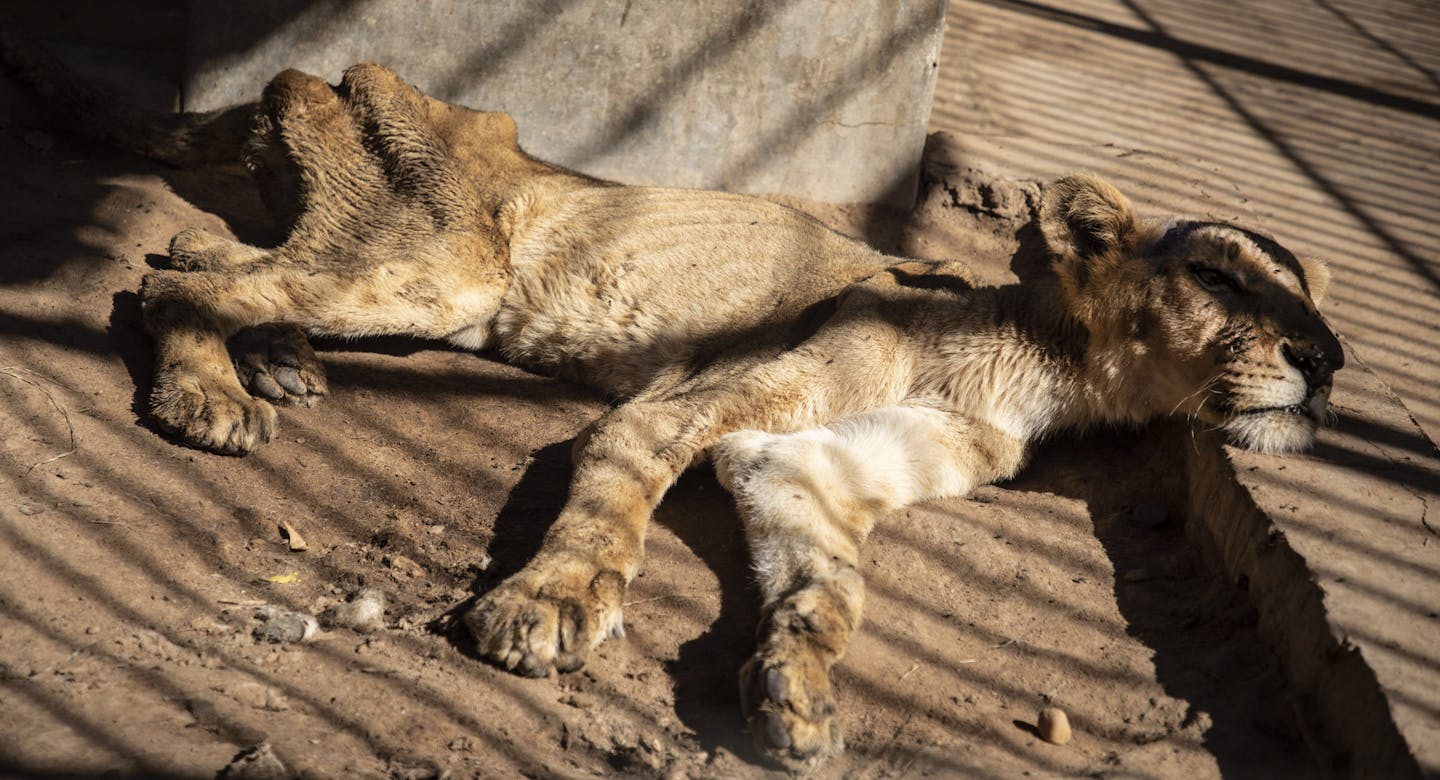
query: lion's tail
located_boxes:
[0,12,253,167]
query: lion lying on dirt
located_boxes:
[137,64,1343,769]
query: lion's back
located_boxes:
[493,185,897,396]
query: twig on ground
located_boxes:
[1,366,79,474]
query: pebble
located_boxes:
[1037,706,1072,745]
[280,521,308,552]
[383,554,425,579]
[319,588,386,633]
[223,682,290,711]
[219,741,288,780]
[562,692,597,710]
[253,607,318,644]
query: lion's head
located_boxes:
[1039,174,1343,453]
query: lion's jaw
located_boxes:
[1217,369,1332,454]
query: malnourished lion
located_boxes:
[136,64,1342,768]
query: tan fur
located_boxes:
[137,65,1343,769]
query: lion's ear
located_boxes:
[1297,256,1332,305]
[1039,174,1140,265]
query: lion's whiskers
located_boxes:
[1171,373,1222,418]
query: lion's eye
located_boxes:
[1191,264,1239,292]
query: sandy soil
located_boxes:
[927,0,1440,449]
[0,51,1331,777]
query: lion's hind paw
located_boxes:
[229,325,328,407]
[740,645,844,770]
[150,374,278,455]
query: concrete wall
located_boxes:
[184,0,948,205]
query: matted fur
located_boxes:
[136,64,1343,769]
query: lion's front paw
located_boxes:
[464,564,625,677]
[229,325,328,407]
[150,375,277,455]
[740,644,843,770]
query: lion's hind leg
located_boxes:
[141,268,281,454]
[142,65,514,454]
[162,229,329,406]
[714,406,1020,769]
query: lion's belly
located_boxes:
[490,186,892,396]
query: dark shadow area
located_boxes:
[470,439,576,589]
[1007,220,1053,283]
[653,468,765,761]
[1007,423,1319,776]
[1011,718,1041,738]
[107,290,163,438]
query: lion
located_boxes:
[128,64,1343,768]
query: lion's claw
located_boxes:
[229,325,327,408]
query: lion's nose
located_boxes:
[1282,340,1338,388]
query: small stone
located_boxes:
[15,503,44,516]
[1037,707,1072,745]
[563,692,596,709]
[319,588,386,633]
[253,607,318,644]
[219,742,288,780]
[280,522,309,552]
[383,554,425,579]
[386,753,443,780]
[223,682,289,711]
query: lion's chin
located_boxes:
[1222,405,1321,454]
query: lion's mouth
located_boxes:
[1234,403,1313,420]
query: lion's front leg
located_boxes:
[712,406,1026,769]
[464,399,703,675]
[464,307,913,678]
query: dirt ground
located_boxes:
[928,0,1440,450]
[0,46,1335,777]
